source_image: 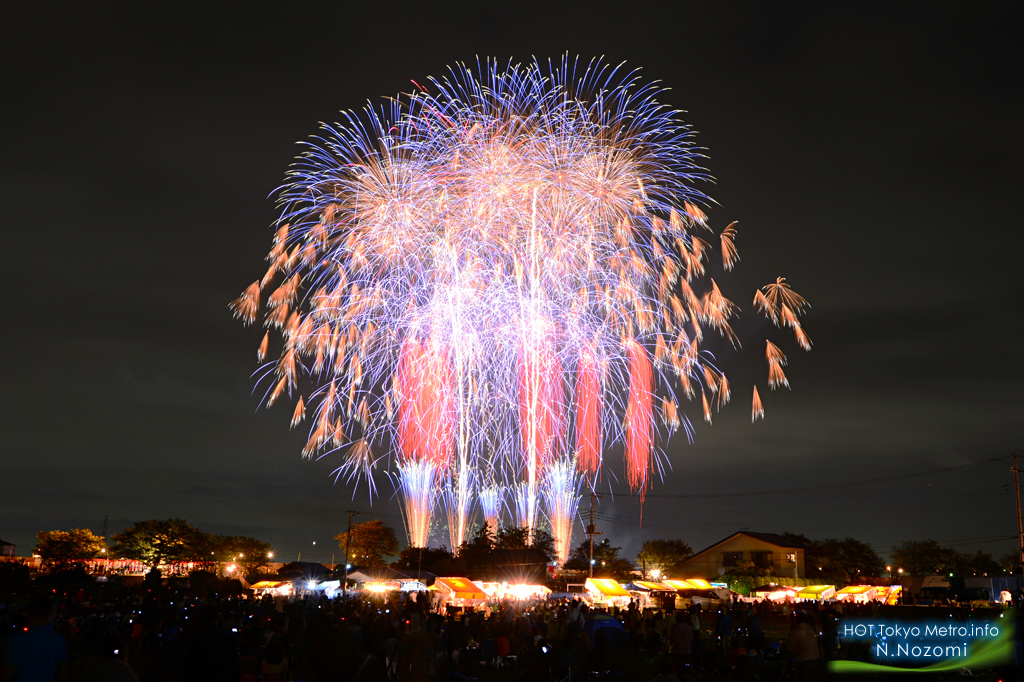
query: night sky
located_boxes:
[3,2,1022,566]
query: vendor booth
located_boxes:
[835,585,879,603]
[628,581,677,608]
[795,585,836,601]
[874,585,902,605]
[585,578,631,607]
[250,581,293,598]
[434,577,487,610]
[749,583,799,602]
[661,579,694,590]
[662,578,722,609]
[479,582,551,601]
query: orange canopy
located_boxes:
[586,578,630,597]
[434,577,486,600]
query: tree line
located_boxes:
[34,518,1018,582]
[34,519,271,575]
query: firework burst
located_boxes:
[235,57,811,551]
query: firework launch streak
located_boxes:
[232,57,813,554]
[831,615,1013,674]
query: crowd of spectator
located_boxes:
[1,575,1019,681]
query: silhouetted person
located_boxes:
[78,634,137,682]
[1,596,68,682]
[184,606,240,682]
[788,610,822,682]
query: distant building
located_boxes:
[674,531,806,579]
[0,540,14,558]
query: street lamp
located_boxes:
[887,566,892,587]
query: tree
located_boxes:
[636,539,693,576]
[951,549,1001,577]
[890,539,958,576]
[493,526,556,562]
[998,551,1019,574]
[111,518,205,571]
[206,535,273,575]
[34,529,106,569]
[335,519,400,567]
[457,525,495,567]
[563,539,635,579]
[392,545,456,576]
[805,537,886,582]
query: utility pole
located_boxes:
[343,510,359,601]
[586,492,602,578]
[1013,456,1023,576]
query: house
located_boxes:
[0,540,14,558]
[674,531,806,579]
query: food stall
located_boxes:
[433,577,488,611]
[662,579,723,610]
[585,578,631,607]
[749,583,799,602]
[479,582,551,601]
[835,585,879,603]
[629,581,678,608]
[874,585,902,605]
[660,579,694,595]
[794,584,836,601]
[250,581,294,598]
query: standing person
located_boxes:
[788,611,822,682]
[714,608,733,646]
[566,600,583,636]
[668,612,692,667]
[2,596,68,682]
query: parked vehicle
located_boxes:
[675,588,724,610]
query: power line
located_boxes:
[600,457,1009,500]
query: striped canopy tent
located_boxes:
[661,579,695,590]
[630,581,676,592]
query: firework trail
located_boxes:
[543,457,583,564]
[233,57,811,550]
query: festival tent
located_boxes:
[661,579,695,590]
[582,614,628,649]
[750,584,799,601]
[630,581,676,592]
[874,585,902,605]
[585,578,630,598]
[434,577,487,602]
[795,585,836,601]
[683,578,713,589]
[250,581,293,597]
[835,585,879,603]
[479,582,551,600]
[629,580,677,607]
